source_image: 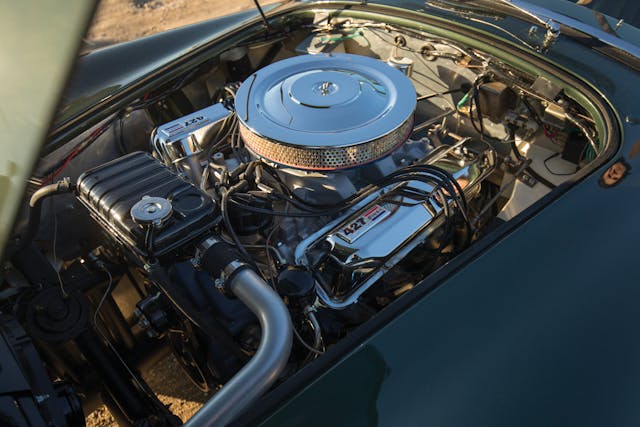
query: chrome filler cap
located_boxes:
[235,54,416,170]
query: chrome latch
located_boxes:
[541,19,560,53]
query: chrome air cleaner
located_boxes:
[234,54,416,170]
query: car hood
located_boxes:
[0,0,95,259]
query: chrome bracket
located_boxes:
[541,19,560,53]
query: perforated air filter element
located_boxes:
[234,54,416,170]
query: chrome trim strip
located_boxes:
[503,0,640,59]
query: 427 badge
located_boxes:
[337,204,390,243]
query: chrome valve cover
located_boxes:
[152,103,232,183]
[294,139,496,309]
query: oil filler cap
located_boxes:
[131,196,173,227]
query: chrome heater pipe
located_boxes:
[186,267,292,427]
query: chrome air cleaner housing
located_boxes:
[235,53,416,171]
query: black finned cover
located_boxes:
[76,152,216,258]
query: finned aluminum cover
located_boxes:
[235,54,416,170]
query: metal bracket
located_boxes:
[517,170,538,187]
[500,0,560,52]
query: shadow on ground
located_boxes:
[144,354,209,404]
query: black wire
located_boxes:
[390,166,469,217]
[235,155,472,254]
[144,225,156,260]
[510,137,558,189]
[417,87,467,101]
[381,187,437,206]
[267,192,325,213]
[220,182,261,273]
[388,165,474,244]
[401,165,469,209]
[228,197,339,217]
[522,98,542,125]
[509,131,526,162]
[129,67,202,111]
[258,163,311,201]
[474,83,484,136]
[543,152,578,176]
[117,111,128,155]
[233,164,472,249]
[41,116,118,177]
[259,161,469,223]
[45,68,198,176]
[375,175,454,223]
[469,76,486,137]
[525,166,557,189]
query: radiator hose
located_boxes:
[186,238,292,427]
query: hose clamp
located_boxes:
[191,236,222,269]
[192,236,249,294]
[213,260,247,294]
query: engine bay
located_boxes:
[2,9,612,426]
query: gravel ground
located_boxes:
[86,353,209,426]
[83,1,277,425]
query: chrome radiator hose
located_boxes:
[186,239,293,427]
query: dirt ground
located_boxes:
[83,2,276,425]
[85,353,209,426]
[85,0,278,48]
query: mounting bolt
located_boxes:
[394,35,407,47]
[625,115,640,124]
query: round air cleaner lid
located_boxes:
[235,53,416,170]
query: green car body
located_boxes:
[4,1,640,426]
[251,6,640,426]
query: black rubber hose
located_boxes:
[20,178,74,248]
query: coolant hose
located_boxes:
[20,178,74,248]
[186,239,293,427]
